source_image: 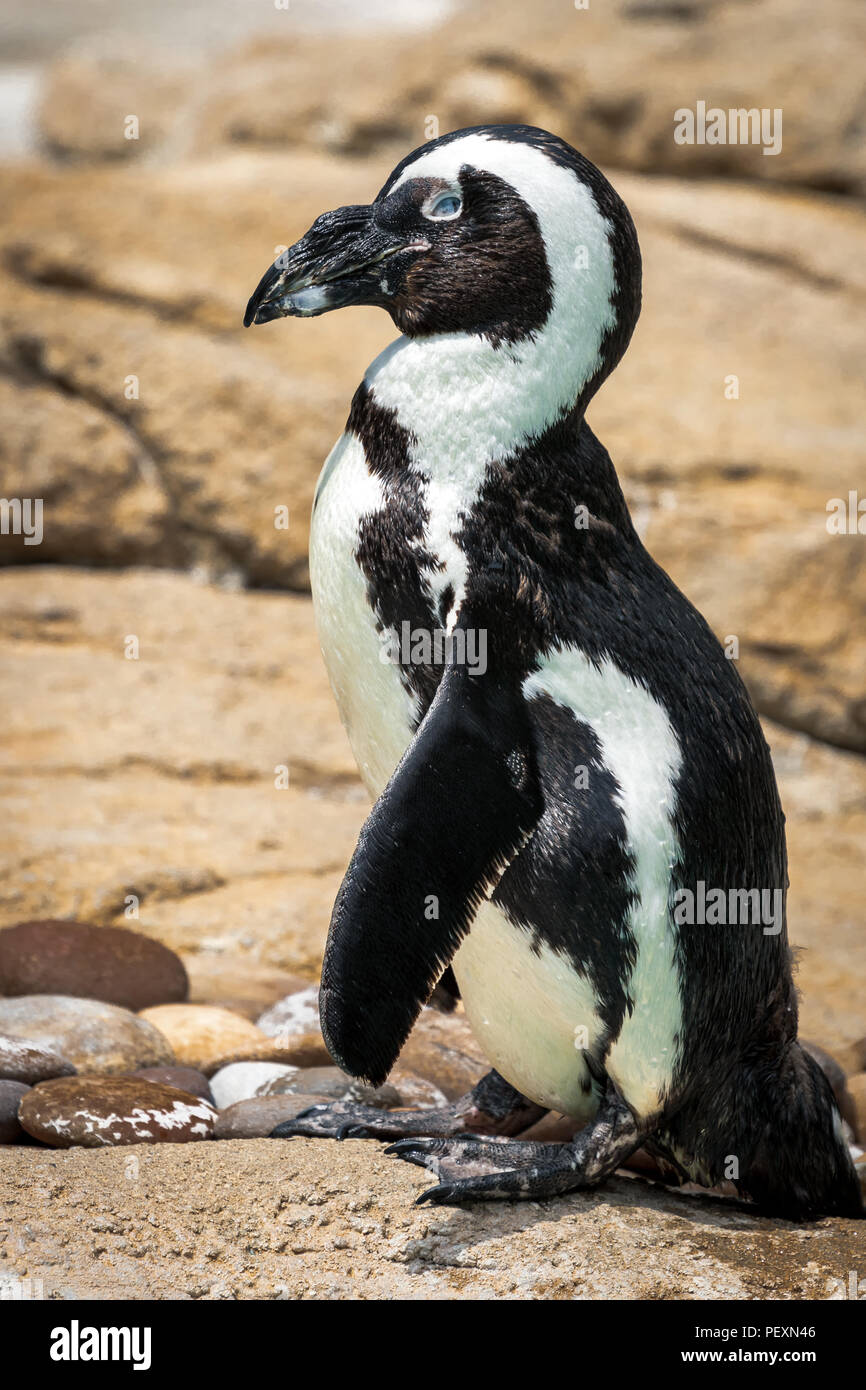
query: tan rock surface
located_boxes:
[0,1139,863,1300]
[34,0,866,196]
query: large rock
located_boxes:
[0,920,188,1010]
[0,1139,860,1298]
[34,1,866,196]
[0,568,363,975]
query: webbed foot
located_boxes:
[390,1082,642,1205]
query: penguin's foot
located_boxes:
[271,1100,470,1142]
[397,1083,642,1206]
[270,1069,545,1143]
[385,1135,554,1183]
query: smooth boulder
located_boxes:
[0,920,188,1011]
[0,996,173,1075]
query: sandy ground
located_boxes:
[2,1138,864,1301]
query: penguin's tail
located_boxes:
[738,1040,863,1220]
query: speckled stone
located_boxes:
[134,1066,214,1104]
[0,920,188,1010]
[213,1094,331,1140]
[18,1076,216,1148]
[0,1032,77,1084]
[256,986,319,1039]
[0,996,173,1075]
[0,1080,30,1144]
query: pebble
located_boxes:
[183,956,309,1023]
[387,1071,448,1110]
[18,1076,217,1148]
[209,1062,298,1109]
[213,1094,331,1140]
[205,1032,333,1073]
[0,996,173,1075]
[134,1067,214,1104]
[0,1080,30,1144]
[0,1032,77,1084]
[259,1065,401,1108]
[137,1004,265,1074]
[0,920,188,1011]
[256,986,320,1039]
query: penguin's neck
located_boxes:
[353,325,632,620]
[363,316,603,489]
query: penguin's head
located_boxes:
[245,125,641,392]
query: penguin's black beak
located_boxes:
[244,203,429,327]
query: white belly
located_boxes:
[452,902,601,1119]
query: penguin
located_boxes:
[244,125,862,1219]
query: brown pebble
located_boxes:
[134,1066,214,1104]
[204,1032,333,1075]
[398,1010,487,1100]
[19,1076,216,1148]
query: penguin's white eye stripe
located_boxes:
[423,191,462,221]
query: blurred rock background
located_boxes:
[1,0,864,1058]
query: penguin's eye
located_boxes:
[424,192,462,221]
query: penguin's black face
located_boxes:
[244,168,551,344]
[371,170,553,342]
[245,125,641,382]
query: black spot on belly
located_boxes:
[349,383,443,719]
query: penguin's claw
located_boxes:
[270,1101,397,1141]
[415,1184,461,1207]
[383,1137,443,1171]
[386,1133,547,1186]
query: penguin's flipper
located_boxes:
[319,662,542,1087]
